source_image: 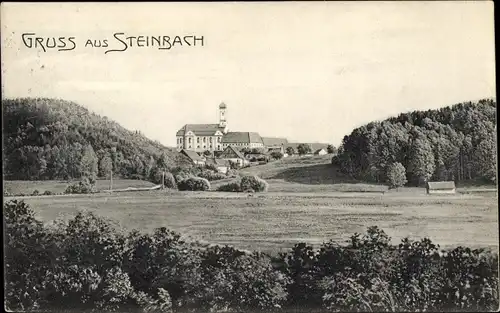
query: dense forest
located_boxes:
[2,98,192,181]
[335,99,497,185]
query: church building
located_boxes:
[176,103,288,154]
[176,103,229,152]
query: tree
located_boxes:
[326,144,336,154]
[407,136,435,185]
[297,144,311,156]
[473,135,497,183]
[203,150,212,157]
[286,147,295,156]
[386,162,407,189]
[251,148,267,155]
[270,151,284,160]
[145,156,155,179]
[80,144,98,183]
[99,155,113,178]
[240,148,252,155]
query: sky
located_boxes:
[1,2,496,148]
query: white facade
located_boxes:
[177,131,224,152]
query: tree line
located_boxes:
[2,98,192,181]
[334,99,497,186]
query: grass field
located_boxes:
[3,179,156,195]
[4,156,498,254]
[9,187,498,254]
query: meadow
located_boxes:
[11,183,498,254]
[5,155,498,254]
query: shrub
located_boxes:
[163,172,177,189]
[386,162,408,189]
[177,177,210,191]
[270,151,284,160]
[240,175,269,192]
[197,169,227,181]
[42,190,53,196]
[174,171,196,184]
[64,177,96,194]
[216,180,242,192]
[32,189,40,196]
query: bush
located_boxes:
[31,189,40,196]
[197,169,227,181]
[64,177,96,194]
[163,172,177,189]
[177,177,210,191]
[42,190,53,196]
[174,171,196,184]
[240,175,269,192]
[216,180,242,192]
[270,151,284,160]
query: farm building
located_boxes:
[205,158,230,174]
[219,145,248,167]
[426,181,456,194]
[180,149,206,166]
[314,148,328,155]
[263,137,288,153]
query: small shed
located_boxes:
[426,181,456,194]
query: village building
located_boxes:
[426,181,456,194]
[314,148,328,156]
[262,137,288,153]
[219,145,248,167]
[180,149,206,166]
[205,158,230,174]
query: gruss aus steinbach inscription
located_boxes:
[21,32,205,53]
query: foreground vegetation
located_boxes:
[5,199,498,312]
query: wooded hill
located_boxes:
[335,99,497,185]
[2,98,192,181]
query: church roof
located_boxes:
[222,132,263,144]
[176,124,225,136]
[262,137,288,146]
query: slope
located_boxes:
[2,97,192,180]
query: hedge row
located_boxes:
[5,200,498,312]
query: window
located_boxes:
[203,137,206,143]
[188,138,192,144]
[209,137,213,143]
[218,137,221,142]
[197,145,200,148]
[197,137,200,143]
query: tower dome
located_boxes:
[219,102,227,109]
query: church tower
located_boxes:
[219,102,227,129]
